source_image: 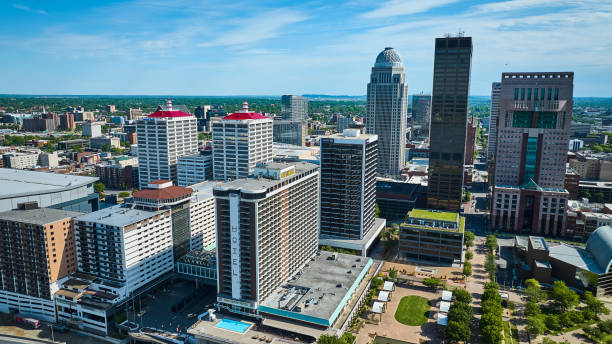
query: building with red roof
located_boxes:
[212,101,273,181]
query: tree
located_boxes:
[545,315,561,332]
[485,235,498,252]
[464,231,475,247]
[388,268,398,280]
[94,181,105,193]
[481,299,503,317]
[463,262,472,277]
[465,250,473,261]
[73,145,83,153]
[445,320,471,343]
[118,191,130,198]
[42,142,55,152]
[375,203,381,218]
[551,281,578,312]
[317,334,343,344]
[481,324,503,344]
[579,189,592,200]
[584,291,610,319]
[448,302,473,323]
[100,143,110,152]
[453,288,472,304]
[593,192,605,203]
[485,254,498,278]
[371,277,384,290]
[526,316,547,337]
[422,278,441,289]
[525,278,544,302]
[525,301,542,317]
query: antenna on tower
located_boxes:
[242,100,249,113]
[166,98,173,111]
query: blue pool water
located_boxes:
[215,318,251,333]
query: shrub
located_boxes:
[526,316,546,336]
[545,315,561,332]
[422,278,442,289]
[525,301,541,317]
[465,250,473,260]
[568,311,584,324]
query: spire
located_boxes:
[242,100,249,113]
[166,98,173,111]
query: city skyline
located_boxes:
[1,1,611,96]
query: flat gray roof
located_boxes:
[549,244,604,274]
[190,181,217,199]
[76,205,164,228]
[258,251,372,326]
[0,208,83,225]
[0,168,98,199]
[529,236,548,250]
[214,162,318,194]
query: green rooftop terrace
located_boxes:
[408,209,458,223]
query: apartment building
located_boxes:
[212,101,273,181]
[136,100,198,188]
[0,203,81,321]
[214,162,319,316]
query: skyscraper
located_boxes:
[487,82,502,160]
[411,94,431,139]
[281,95,308,121]
[491,72,573,236]
[272,120,307,146]
[319,129,384,254]
[214,162,319,316]
[212,101,273,181]
[366,47,408,177]
[427,36,473,212]
[136,100,198,188]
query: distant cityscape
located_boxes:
[1,36,612,344]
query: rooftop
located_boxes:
[258,251,373,327]
[222,100,269,121]
[409,209,458,223]
[147,110,193,118]
[132,185,193,200]
[529,236,548,250]
[75,204,166,228]
[549,244,604,274]
[0,168,98,199]
[0,207,83,225]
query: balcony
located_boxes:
[513,100,566,111]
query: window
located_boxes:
[547,88,552,100]
[540,88,545,100]
[521,88,525,100]
[554,88,559,100]
[527,88,532,100]
[514,88,519,100]
[534,88,538,100]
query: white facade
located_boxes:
[2,153,39,169]
[212,102,273,181]
[89,136,120,149]
[177,152,212,187]
[137,112,198,188]
[487,82,502,160]
[82,123,102,138]
[189,182,216,251]
[0,289,56,322]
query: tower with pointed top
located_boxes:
[366,47,408,178]
[212,101,273,181]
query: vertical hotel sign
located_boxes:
[229,193,241,299]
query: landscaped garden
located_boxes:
[394,295,430,326]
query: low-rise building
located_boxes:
[82,122,102,138]
[398,209,465,265]
[89,136,120,150]
[58,139,89,150]
[2,152,39,169]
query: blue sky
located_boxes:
[1,0,611,96]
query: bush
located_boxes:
[558,312,573,328]
[371,277,384,290]
[526,316,546,336]
[118,191,130,198]
[465,250,473,260]
[545,315,561,332]
[463,262,472,277]
[525,301,541,317]
[422,278,442,289]
[388,268,398,280]
[568,310,584,324]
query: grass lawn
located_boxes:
[394,296,430,326]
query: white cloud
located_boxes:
[472,0,579,14]
[12,3,46,15]
[361,0,458,19]
[198,9,308,47]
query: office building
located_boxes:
[194,105,211,132]
[39,152,59,168]
[427,36,473,212]
[136,100,198,188]
[376,177,426,219]
[0,169,99,212]
[90,136,120,150]
[411,94,431,139]
[319,129,385,255]
[58,139,88,150]
[399,209,465,264]
[366,47,408,177]
[465,116,476,165]
[491,72,574,236]
[212,101,273,181]
[58,113,75,131]
[82,122,102,137]
[0,204,81,321]
[281,95,308,121]
[487,82,502,160]
[2,152,39,169]
[204,106,227,132]
[273,119,307,146]
[214,162,319,316]
[74,204,174,295]
[128,108,144,121]
[177,150,213,187]
[569,139,584,152]
[106,105,116,113]
[571,122,591,138]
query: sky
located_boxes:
[1,0,611,97]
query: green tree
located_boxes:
[481,324,503,344]
[100,143,110,152]
[445,320,471,343]
[118,191,130,198]
[525,278,544,302]
[526,316,547,337]
[388,268,398,280]
[593,192,605,203]
[463,262,472,277]
[73,145,83,153]
[551,281,578,312]
[584,291,610,319]
[545,315,561,331]
[94,181,105,193]
[485,235,498,252]
[42,142,55,152]
[525,301,542,317]
[370,277,384,290]
[317,334,343,344]
[579,189,592,199]
[422,278,441,289]
[464,231,475,247]
[448,302,473,323]
[453,288,473,304]
[465,250,473,261]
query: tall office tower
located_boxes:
[273,120,307,146]
[491,72,574,236]
[319,130,385,255]
[411,94,432,139]
[0,203,80,321]
[427,36,473,212]
[212,101,273,181]
[74,203,174,295]
[281,95,308,121]
[214,162,319,316]
[487,82,502,160]
[136,99,198,188]
[194,105,211,132]
[366,47,408,178]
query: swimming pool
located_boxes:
[215,318,251,333]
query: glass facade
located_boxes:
[523,137,539,184]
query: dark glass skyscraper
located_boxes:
[427,36,473,212]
